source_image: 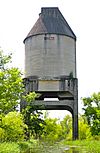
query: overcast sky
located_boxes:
[0,0,100,118]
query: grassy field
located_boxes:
[63,140,100,153]
[0,139,100,153]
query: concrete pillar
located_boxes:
[72,79,78,140]
[72,113,78,140]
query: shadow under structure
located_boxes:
[21,7,78,140]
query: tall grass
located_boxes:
[0,140,41,153]
[63,140,100,153]
[0,139,100,153]
[0,140,65,153]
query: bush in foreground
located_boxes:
[0,112,27,142]
[0,142,20,153]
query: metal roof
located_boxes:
[24,7,76,43]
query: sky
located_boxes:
[0,0,100,119]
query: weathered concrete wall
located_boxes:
[25,34,76,78]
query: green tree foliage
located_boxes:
[0,112,27,142]
[60,115,72,140]
[22,92,45,139]
[41,114,92,142]
[41,117,62,143]
[0,50,23,114]
[79,115,92,140]
[0,50,12,70]
[0,50,45,141]
[82,92,100,136]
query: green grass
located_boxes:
[0,139,100,153]
[0,140,65,153]
[62,140,100,153]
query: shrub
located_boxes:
[79,116,92,140]
[41,118,62,143]
[0,112,27,142]
[0,142,20,153]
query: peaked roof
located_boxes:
[24,7,76,43]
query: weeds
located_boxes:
[0,139,100,153]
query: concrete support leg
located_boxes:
[72,113,78,140]
[72,78,78,140]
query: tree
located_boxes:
[0,50,24,114]
[0,50,45,140]
[82,92,100,136]
[79,115,92,140]
[41,117,62,143]
[60,115,72,140]
[22,92,45,139]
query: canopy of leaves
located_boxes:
[0,50,46,140]
[60,115,72,138]
[82,92,100,135]
[0,50,24,114]
[41,117,62,143]
[22,92,45,139]
[79,115,92,140]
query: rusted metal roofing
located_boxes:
[24,7,76,43]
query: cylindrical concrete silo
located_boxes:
[24,7,76,80]
[23,7,78,140]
